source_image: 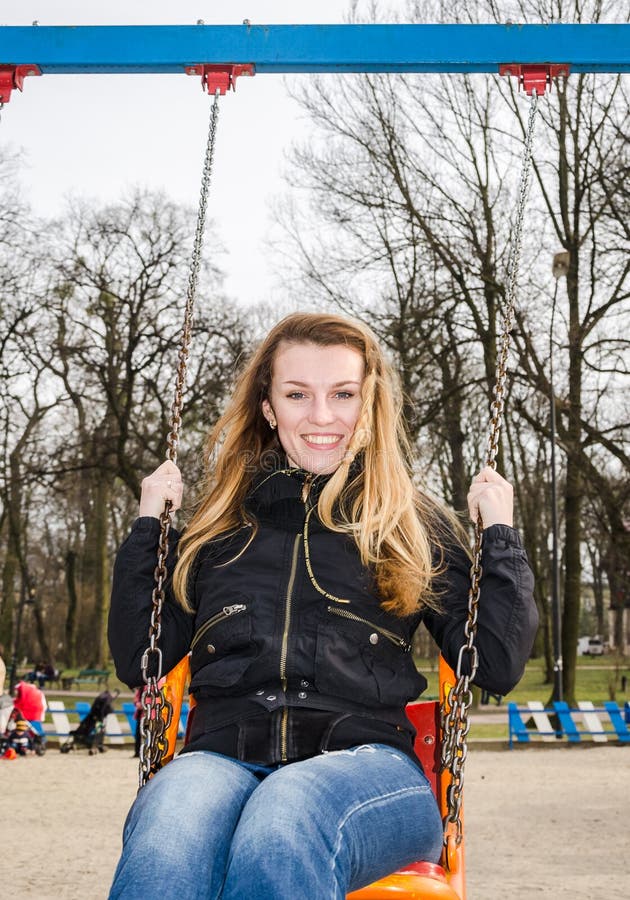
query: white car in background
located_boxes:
[586,636,605,656]
[577,636,605,656]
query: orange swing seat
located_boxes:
[161,656,465,900]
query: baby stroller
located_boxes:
[1,706,46,757]
[60,689,118,755]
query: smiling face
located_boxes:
[262,341,365,475]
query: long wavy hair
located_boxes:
[173,312,463,617]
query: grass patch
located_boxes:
[414,656,630,707]
[469,723,509,741]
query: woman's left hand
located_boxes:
[467,466,514,529]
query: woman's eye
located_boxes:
[335,391,353,400]
[287,391,305,400]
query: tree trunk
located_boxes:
[540,601,553,684]
[2,451,26,655]
[64,549,79,667]
[93,477,110,668]
[439,347,468,512]
[32,597,52,665]
[562,462,582,706]
[0,544,17,652]
[588,547,606,637]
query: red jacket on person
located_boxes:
[14,681,46,722]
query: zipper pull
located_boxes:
[222,604,246,615]
[301,473,314,504]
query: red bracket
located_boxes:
[185,64,255,96]
[0,65,42,104]
[499,64,570,96]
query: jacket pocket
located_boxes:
[190,602,256,689]
[314,607,427,707]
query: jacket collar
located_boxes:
[248,453,330,506]
[247,450,364,510]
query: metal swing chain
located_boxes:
[440,91,539,853]
[138,90,221,790]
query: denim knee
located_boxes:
[222,745,443,900]
[109,752,260,900]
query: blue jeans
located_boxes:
[109,744,443,900]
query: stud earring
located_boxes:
[269,419,277,430]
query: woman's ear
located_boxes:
[261,399,277,429]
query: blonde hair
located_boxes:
[173,312,462,617]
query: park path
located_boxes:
[2,745,628,899]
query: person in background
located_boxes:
[26,662,47,688]
[13,680,46,723]
[43,662,60,686]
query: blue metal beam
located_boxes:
[0,24,628,74]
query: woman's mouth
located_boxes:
[301,434,343,448]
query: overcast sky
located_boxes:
[0,1,381,307]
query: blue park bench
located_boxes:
[508,700,630,748]
[31,700,190,743]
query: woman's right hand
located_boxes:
[138,460,184,519]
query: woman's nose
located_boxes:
[308,397,335,426]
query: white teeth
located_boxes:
[303,435,341,445]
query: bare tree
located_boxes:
[500,0,630,701]
[1,188,254,668]
[276,0,629,703]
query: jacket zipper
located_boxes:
[279,474,313,762]
[280,533,301,761]
[190,604,247,651]
[326,606,410,651]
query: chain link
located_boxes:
[440,91,539,854]
[138,90,221,790]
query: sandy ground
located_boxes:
[1,745,628,899]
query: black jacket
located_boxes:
[108,466,537,767]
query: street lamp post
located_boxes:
[550,251,569,702]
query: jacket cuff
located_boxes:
[131,516,181,541]
[482,523,524,549]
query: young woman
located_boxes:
[108,312,537,900]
